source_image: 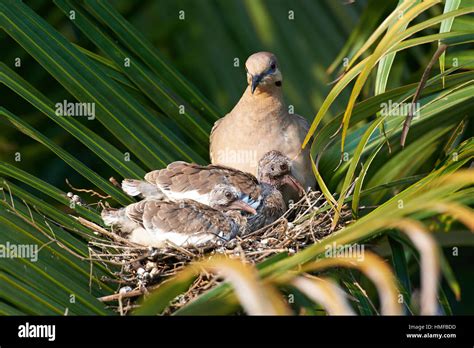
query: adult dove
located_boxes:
[209,51,315,200]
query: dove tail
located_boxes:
[122,179,164,199]
[122,179,145,196]
[101,208,126,226]
[101,207,139,235]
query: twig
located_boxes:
[90,190,351,313]
[3,193,88,261]
[98,283,162,302]
[73,216,145,248]
[327,71,346,85]
[109,177,121,189]
[401,44,448,147]
[65,178,111,199]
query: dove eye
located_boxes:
[280,164,288,171]
[270,63,276,70]
[225,191,233,199]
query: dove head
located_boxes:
[209,184,257,215]
[257,151,305,197]
[245,52,282,94]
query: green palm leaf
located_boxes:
[0,0,472,316]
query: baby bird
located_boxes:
[122,161,261,208]
[245,151,305,232]
[120,151,303,234]
[257,150,305,197]
[122,151,303,203]
[102,184,249,248]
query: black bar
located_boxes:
[0,316,472,346]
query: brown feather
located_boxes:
[145,162,261,202]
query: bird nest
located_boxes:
[79,190,351,315]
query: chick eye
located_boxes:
[270,166,275,171]
[225,191,233,199]
[280,164,288,171]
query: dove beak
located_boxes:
[228,200,257,215]
[251,74,263,94]
[282,174,305,197]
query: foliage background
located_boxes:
[0,0,473,315]
[1,0,357,182]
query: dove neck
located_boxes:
[239,85,287,120]
[246,184,286,231]
[258,184,286,213]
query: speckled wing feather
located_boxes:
[125,200,148,226]
[126,199,240,241]
[144,162,261,205]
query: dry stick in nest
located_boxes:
[240,191,321,240]
[65,178,111,199]
[74,216,145,249]
[98,283,163,302]
[400,43,448,147]
[170,276,217,311]
[96,192,345,305]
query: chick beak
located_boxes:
[251,74,262,94]
[228,200,257,215]
[282,174,305,197]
